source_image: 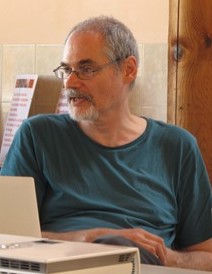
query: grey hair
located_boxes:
[65,16,139,67]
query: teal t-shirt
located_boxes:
[1,114,211,249]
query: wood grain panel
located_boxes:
[168,0,212,182]
[167,0,179,124]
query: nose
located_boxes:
[64,71,81,89]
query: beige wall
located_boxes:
[0,0,168,44]
[0,0,169,148]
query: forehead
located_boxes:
[62,32,107,65]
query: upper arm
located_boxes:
[175,140,212,249]
[0,119,47,209]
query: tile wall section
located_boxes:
[0,43,167,147]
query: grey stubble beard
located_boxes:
[65,88,99,121]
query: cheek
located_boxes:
[96,83,122,109]
[89,71,123,106]
[95,78,117,100]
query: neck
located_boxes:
[77,111,147,147]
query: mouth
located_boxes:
[70,95,85,100]
[65,89,93,104]
[68,96,87,104]
[68,95,92,108]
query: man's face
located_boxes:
[61,31,127,122]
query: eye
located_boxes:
[62,67,71,73]
[80,67,94,73]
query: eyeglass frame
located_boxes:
[53,58,121,80]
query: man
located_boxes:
[1,16,211,270]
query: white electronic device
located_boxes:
[0,234,140,274]
[0,176,41,237]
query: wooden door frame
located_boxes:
[167,0,179,124]
[168,0,212,182]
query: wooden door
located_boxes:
[168,0,212,183]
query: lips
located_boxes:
[70,96,84,100]
[70,96,88,106]
[65,89,93,105]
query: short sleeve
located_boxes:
[174,141,212,248]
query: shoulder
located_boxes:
[24,113,71,125]
[21,114,73,130]
[15,114,74,140]
[147,118,197,148]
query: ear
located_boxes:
[122,56,138,84]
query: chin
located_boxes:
[68,106,99,121]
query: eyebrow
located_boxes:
[60,59,97,67]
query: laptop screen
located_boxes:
[0,176,41,237]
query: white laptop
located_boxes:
[0,176,41,237]
[0,234,140,274]
[0,177,141,273]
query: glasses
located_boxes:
[53,59,120,80]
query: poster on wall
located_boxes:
[0,74,38,167]
[55,88,69,114]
